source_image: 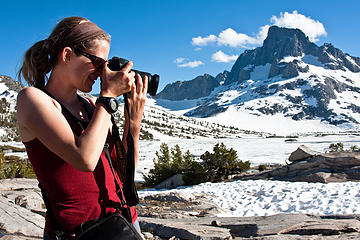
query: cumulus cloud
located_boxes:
[192,34,217,46]
[217,28,254,47]
[192,26,268,49]
[211,51,239,63]
[270,10,327,42]
[257,25,271,42]
[177,60,204,68]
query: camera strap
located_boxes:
[109,94,139,207]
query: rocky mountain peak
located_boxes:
[226,26,319,84]
[263,26,318,59]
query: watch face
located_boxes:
[110,99,118,111]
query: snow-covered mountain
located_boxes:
[0,75,267,143]
[155,26,360,134]
[0,75,23,141]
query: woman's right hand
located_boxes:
[99,61,136,97]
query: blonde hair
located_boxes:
[18,16,110,89]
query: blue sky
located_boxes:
[1,0,359,94]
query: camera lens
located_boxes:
[107,57,159,96]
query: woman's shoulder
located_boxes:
[17,87,57,141]
[18,86,47,101]
[17,87,62,115]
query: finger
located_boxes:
[142,75,149,95]
[135,73,142,94]
[122,61,133,73]
[101,61,109,79]
[129,71,136,80]
[130,81,136,99]
[100,62,110,87]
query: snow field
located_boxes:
[139,180,360,217]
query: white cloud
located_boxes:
[191,34,217,46]
[177,60,204,68]
[217,28,254,47]
[270,10,327,42]
[192,26,268,48]
[174,57,186,64]
[257,25,270,42]
[211,51,238,63]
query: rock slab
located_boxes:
[241,151,360,183]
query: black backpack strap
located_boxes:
[44,90,89,130]
[77,96,94,119]
[103,143,132,223]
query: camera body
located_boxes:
[107,57,159,96]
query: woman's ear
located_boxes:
[61,47,73,64]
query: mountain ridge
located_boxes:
[155,26,360,132]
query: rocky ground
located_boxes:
[138,192,360,240]
[1,178,360,240]
[1,147,360,239]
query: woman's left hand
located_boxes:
[126,73,148,137]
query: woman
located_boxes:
[16,16,147,239]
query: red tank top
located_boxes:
[23,103,137,238]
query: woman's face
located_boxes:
[69,39,110,93]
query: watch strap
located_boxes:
[96,97,118,113]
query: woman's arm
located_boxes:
[17,87,111,171]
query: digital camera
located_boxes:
[107,57,159,96]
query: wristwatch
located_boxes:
[95,97,119,114]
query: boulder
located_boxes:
[291,171,332,183]
[288,145,318,162]
[0,195,44,238]
[243,151,360,183]
[0,179,45,239]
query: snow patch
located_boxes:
[206,105,343,135]
[250,64,271,81]
[0,83,8,93]
[153,98,199,115]
[280,55,302,63]
[302,55,323,67]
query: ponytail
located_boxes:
[18,39,52,89]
